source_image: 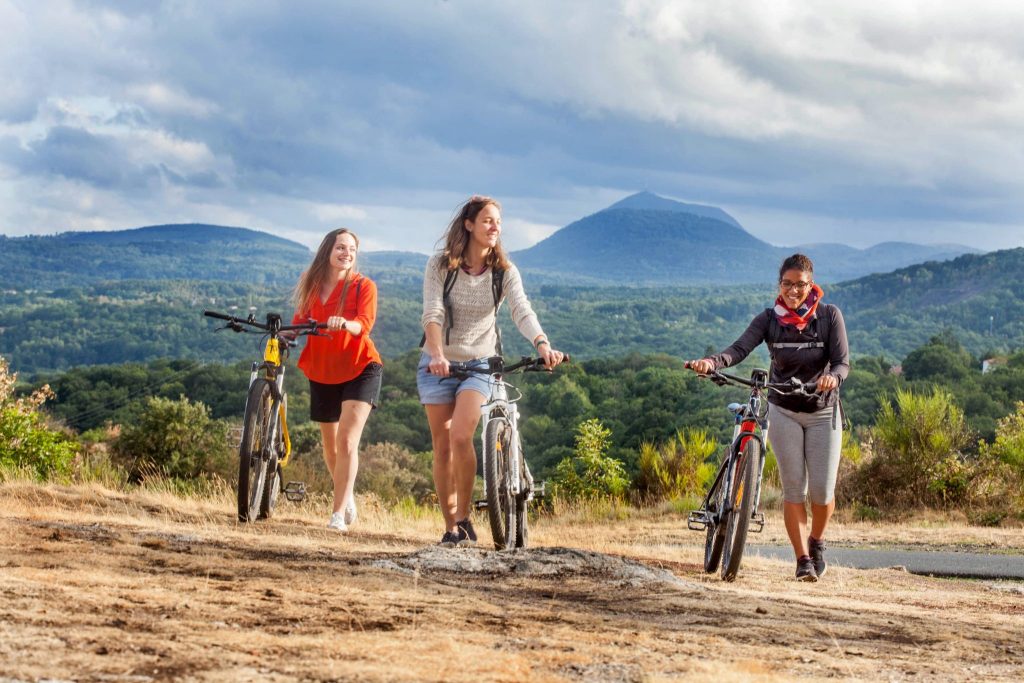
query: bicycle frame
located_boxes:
[246,335,292,468]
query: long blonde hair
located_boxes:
[293,228,360,317]
[438,195,511,272]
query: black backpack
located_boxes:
[420,267,506,355]
[765,303,832,359]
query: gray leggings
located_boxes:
[766,403,842,505]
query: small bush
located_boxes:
[113,396,233,481]
[553,419,628,501]
[0,356,78,479]
[636,428,717,502]
[356,442,434,502]
[844,388,973,510]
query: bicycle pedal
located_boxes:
[687,510,709,531]
[473,499,488,510]
[283,481,307,502]
[750,512,765,533]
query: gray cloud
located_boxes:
[0,1,1022,252]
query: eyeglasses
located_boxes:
[779,280,812,291]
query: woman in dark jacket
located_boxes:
[687,253,849,582]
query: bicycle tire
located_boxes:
[238,379,273,522]
[514,435,529,549]
[703,481,727,573]
[720,439,759,581]
[484,417,516,550]
[258,460,281,519]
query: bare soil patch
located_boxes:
[1,482,1022,681]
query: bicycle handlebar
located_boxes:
[684,361,818,396]
[446,354,572,380]
[203,310,328,334]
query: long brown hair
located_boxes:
[293,228,360,317]
[438,195,512,272]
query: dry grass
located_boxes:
[2,477,1023,682]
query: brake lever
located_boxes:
[215,322,246,333]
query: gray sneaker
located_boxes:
[796,556,818,582]
[808,536,827,578]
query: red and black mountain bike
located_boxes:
[685,366,817,581]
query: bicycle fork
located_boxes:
[480,402,524,498]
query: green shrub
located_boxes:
[636,428,717,502]
[113,396,233,481]
[0,357,78,479]
[356,442,434,502]
[846,388,973,510]
[553,419,629,501]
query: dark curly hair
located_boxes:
[778,253,814,282]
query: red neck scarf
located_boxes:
[773,283,824,331]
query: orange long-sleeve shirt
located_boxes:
[292,273,382,384]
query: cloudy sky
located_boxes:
[2,0,1023,252]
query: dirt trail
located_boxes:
[1,483,1022,682]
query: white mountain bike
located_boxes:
[448,355,565,550]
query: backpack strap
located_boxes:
[491,267,505,356]
[419,268,460,349]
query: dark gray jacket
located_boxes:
[708,304,849,413]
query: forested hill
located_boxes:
[0,224,310,288]
[830,247,1024,356]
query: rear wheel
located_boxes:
[238,379,274,522]
[484,418,516,550]
[721,439,759,581]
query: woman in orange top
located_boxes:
[292,228,382,533]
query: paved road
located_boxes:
[747,544,1024,580]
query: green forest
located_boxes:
[6,248,1024,375]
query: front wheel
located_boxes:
[238,379,274,522]
[514,437,530,549]
[720,439,759,581]
[703,500,726,573]
[484,418,516,550]
[258,460,281,519]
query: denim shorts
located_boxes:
[416,353,492,405]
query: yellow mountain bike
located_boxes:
[204,310,325,522]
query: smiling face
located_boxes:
[330,231,358,273]
[779,268,814,309]
[464,202,502,251]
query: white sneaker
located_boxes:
[344,499,357,526]
[327,512,348,532]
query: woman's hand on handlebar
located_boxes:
[816,374,839,393]
[538,343,565,369]
[428,353,450,378]
[685,358,716,375]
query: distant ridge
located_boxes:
[54,223,306,249]
[512,192,978,284]
[0,223,310,288]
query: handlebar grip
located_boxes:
[203,310,233,321]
